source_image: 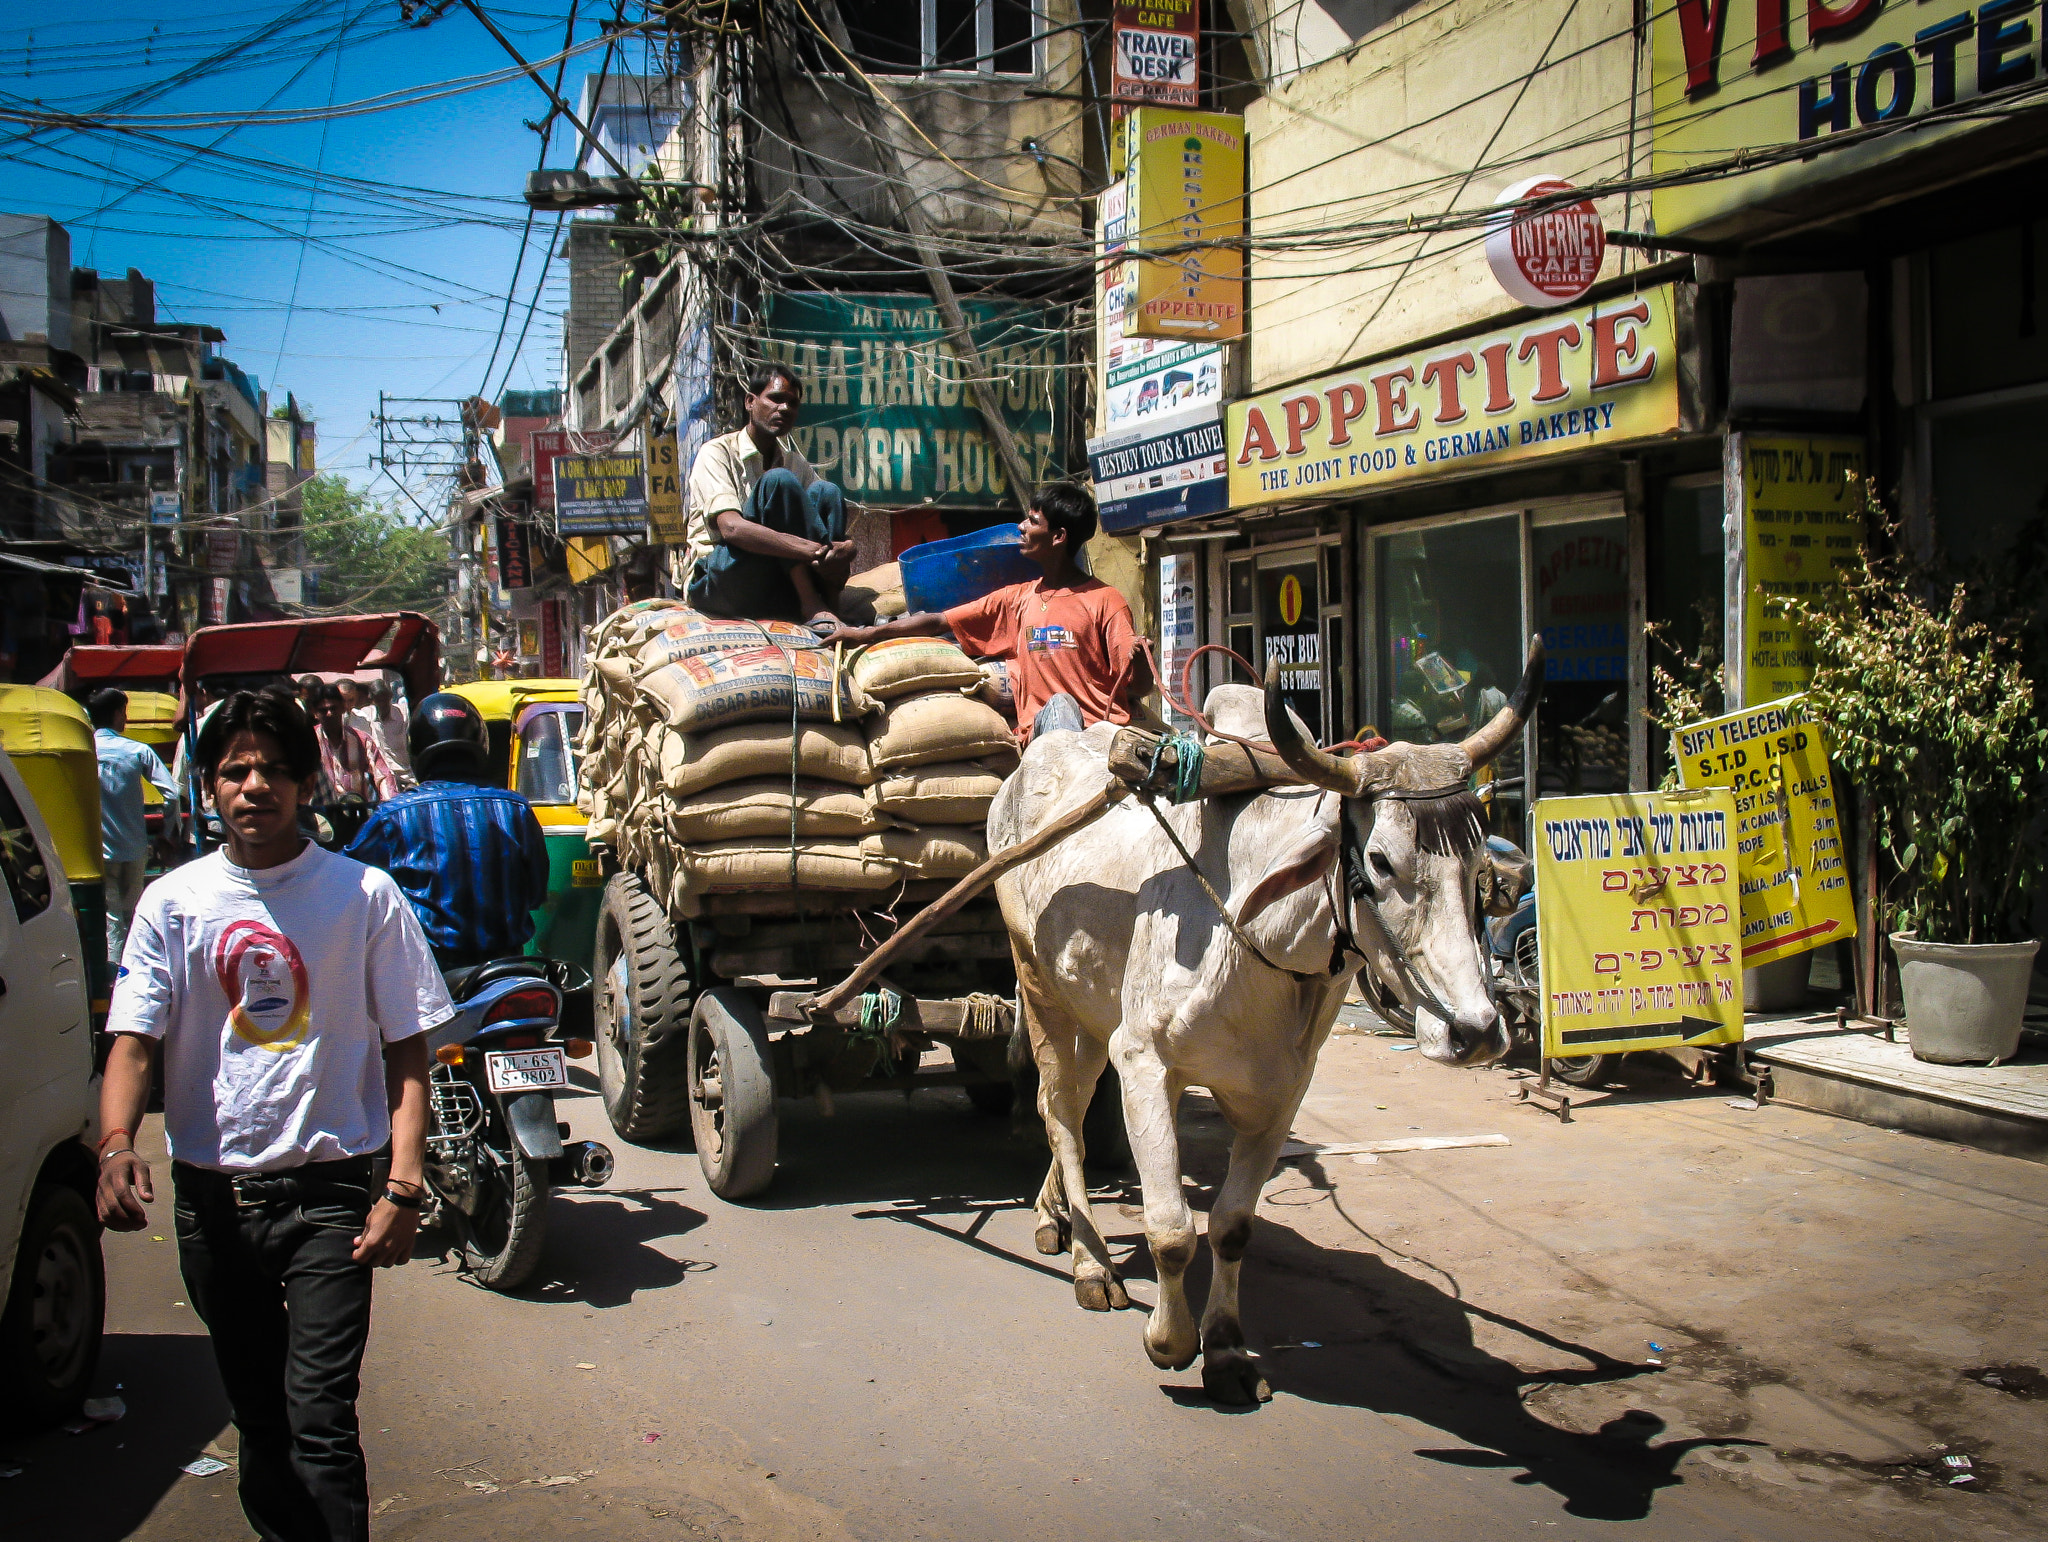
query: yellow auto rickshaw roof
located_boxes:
[121,691,181,735]
[0,686,96,758]
[448,679,580,723]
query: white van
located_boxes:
[0,744,102,1428]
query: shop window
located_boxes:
[1373,514,1525,829]
[1647,476,1725,780]
[1929,221,2048,400]
[1929,402,2048,566]
[837,0,1038,75]
[1530,517,1629,798]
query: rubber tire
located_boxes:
[0,1184,104,1431]
[687,988,779,1200]
[964,1081,1016,1117]
[594,873,694,1144]
[459,1140,551,1292]
[1550,1053,1614,1088]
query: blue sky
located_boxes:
[1,1,626,505]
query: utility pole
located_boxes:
[809,0,1036,507]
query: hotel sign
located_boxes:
[1226,285,1682,508]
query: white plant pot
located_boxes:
[1890,931,2040,1065]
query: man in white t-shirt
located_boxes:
[96,685,450,1542]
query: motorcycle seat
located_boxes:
[443,956,550,1001]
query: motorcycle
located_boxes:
[1484,840,1614,1089]
[421,957,614,1290]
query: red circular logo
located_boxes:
[1485,175,1606,309]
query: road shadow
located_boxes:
[417,1189,710,1308]
[1,1332,232,1542]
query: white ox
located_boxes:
[988,642,1541,1404]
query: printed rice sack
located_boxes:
[868,762,1007,824]
[861,825,988,879]
[678,839,900,893]
[866,691,1018,771]
[665,721,872,795]
[849,636,985,702]
[639,645,865,734]
[668,779,879,843]
[975,659,1014,718]
[636,613,820,672]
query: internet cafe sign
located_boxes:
[1226,284,1681,508]
[1651,0,2036,234]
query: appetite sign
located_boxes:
[1535,789,1745,1059]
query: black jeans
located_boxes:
[173,1158,380,1542]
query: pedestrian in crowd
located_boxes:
[296,674,323,713]
[89,687,179,963]
[831,482,1150,742]
[95,686,448,1542]
[352,680,414,789]
[336,679,364,714]
[348,692,548,969]
[682,362,854,625]
[311,684,396,805]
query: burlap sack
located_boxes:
[636,613,819,672]
[639,645,865,734]
[679,839,900,892]
[665,721,872,795]
[861,825,988,879]
[868,762,1007,824]
[668,778,878,843]
[839,561,905,624]
[850,636,984,702]
[866,691,1018,771]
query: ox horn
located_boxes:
[1459,633,1546,770]
[1264,658,1364,795]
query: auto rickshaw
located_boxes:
[0,688,108,1014]
[445,679,598,968]
[118,691,181,855]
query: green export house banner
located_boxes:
[762,292,1069,509]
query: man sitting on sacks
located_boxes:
[684,362,856,626]
[831,481,1151,742]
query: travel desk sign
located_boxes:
[1676,696,1858,967]
[554,450,649,535]
[1535,789,1746,1060]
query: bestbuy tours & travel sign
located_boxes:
[1227,284,1681,507]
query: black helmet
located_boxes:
[408,692,488,781]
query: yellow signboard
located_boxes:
[1227,286,1681,509]
[1650,4,2015,235]
[1535,789,1745,1058]
[1741,435,1864,703]
[1675,697,1858,968]
[646,429,685,544]
[1123,108,1244,343]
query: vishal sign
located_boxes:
[1652,0,2040,234]
[1227,285,1682,508]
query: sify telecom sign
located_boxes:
[1676,696,1859,966]
[1651,0,2039,235]
[1112,0,1199,112]
[1485,175,1607,308]
[1228,284,1681,507]
[1535,788,1747,1059]
[1122,108,1245,343]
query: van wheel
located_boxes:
[688,988,778,1200]
[594,874,693,1143]
[0,1184,104,1431]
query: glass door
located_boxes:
[1529,515,1631,798]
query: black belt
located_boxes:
[175,1154,378,1210]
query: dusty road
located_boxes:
[9,1013,2045,1542]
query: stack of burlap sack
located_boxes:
[575,601,1018,921]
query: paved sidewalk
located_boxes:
[1225,1012,2048,1542]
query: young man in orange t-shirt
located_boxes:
[833,482,1151,742]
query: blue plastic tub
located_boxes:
[899,523,1038,615]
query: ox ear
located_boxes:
[1234,805,1341,926]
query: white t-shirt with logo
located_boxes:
[109,840,456,1172]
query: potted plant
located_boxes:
[1780,497,2048,1064]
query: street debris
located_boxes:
[181,1456,232,1478]
[1726,1097,1759,1110]
[574,1362,596,1370]
[80,1397,125,1423]
[1280,1134,1510,1160]
[518,1470,596,1488]
[643,1432,662,1444]
[1962,1364,2044,1398]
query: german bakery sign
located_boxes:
[1227,285,1682,507]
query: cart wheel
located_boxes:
[594,874,693,1144]
[688,988,778,1200]
[1549,1053,1613,1088]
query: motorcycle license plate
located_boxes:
[484,1048,568,1094]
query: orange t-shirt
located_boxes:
[944,577,1138,741]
